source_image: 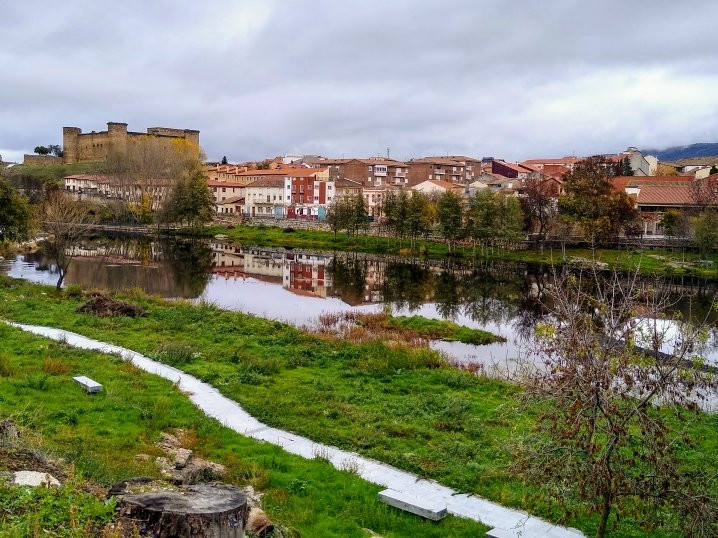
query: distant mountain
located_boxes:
[642,143,718,162]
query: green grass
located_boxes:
[171,224,718,278]
[0,323,488,537]
[387,315,505,345]
[1,277,716,536]
[2,161,104,182]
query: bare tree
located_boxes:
[515,267,718,537]
[42,191,97,289]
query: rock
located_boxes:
[174,447,193,469]
[246,506,274,536]
[116,483,249,538]
[0,419,19,441]
[12,470,60,487]
[362,529,384,537]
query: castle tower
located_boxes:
[62,127,81,164]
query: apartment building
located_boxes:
[406,157,469,187]
[244,176,287,218]
[304,157,409,188]
[285,168,333,218]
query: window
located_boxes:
[327,185,332,190]
[314,196,319,201]
[222,187,226,192]
[266,195,270,203]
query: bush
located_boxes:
[64,284,83,298]
[282,227,295,233]
[154,342,200,366]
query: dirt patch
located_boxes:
[76,293,147,318]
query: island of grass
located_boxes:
[385,315,504,345]
[1,277,716,537]
[317,311,504,346]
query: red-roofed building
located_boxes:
[491,160,537,179]
[412,179,465,195]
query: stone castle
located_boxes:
[62,122,200,164]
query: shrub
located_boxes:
[154,342,200,366]
[64,284,83,298]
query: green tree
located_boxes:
[406,191,432,248]
[0,179,32,242]
[466,190,496,254]
[33,145,50,155]
[495,194,524,245]
[660,209,682,238]
[709,165,718,175]
[221,156,228,165]
[348,193,369,236]
[692,210,718,259]
[559,157,639,245]
[436,190,463,251]
[162,164,214,228]
[326,196,351,239]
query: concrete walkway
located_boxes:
[8,321,583,538]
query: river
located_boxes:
[3,235,718,372]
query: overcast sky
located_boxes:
[2,0,717,164]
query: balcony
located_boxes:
[433,168,445,175]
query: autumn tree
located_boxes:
[516,268,718,538]
[559,157,640,245]
[520,177,558,249]
[0,178,32,242]
[436,190,463,252]
[42,191,97,289]
[104,136,203,221]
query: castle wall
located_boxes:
[23,154,63,166]
[62,122,200,164]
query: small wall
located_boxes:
[23,154,62,166]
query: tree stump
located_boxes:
[117,483,249,537]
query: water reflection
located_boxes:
[2,236,718,368]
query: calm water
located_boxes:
[3,236,718,371]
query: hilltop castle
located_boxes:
[62,122,200,164]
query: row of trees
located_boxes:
[325,194,370,238]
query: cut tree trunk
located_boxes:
[117,483,249,537]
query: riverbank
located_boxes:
[0,322,487,537]
[2,277,716,536]
[172,224,718,278]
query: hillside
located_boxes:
[643,142,718,161]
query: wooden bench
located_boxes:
[378,489,447,520]
[73,376,103,394]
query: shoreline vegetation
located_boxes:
[169,223,718,279]
[314,311,505,346]
[1,276,716,536]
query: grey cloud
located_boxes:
[1,0,717,163]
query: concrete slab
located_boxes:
[6,321,585,538]
[73,375,103,393]
[379,488,447,520]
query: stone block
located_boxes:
[378,489,447,520]
[73,375,103,393]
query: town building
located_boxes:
[62,122,200,164]
[490,160,537,179]
[285,168,333,219]
[412,179,464,195]
[406,157,469,187]
[244,176,287,218]
[63,173,172,209]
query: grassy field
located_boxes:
[0,323,489,537]
[2,161,104,182]
[175,224,718,278]
[1,277,716,536]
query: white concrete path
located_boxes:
[7,321,583,538]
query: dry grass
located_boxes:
[42,357,73,375]
[315,311,430,347]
